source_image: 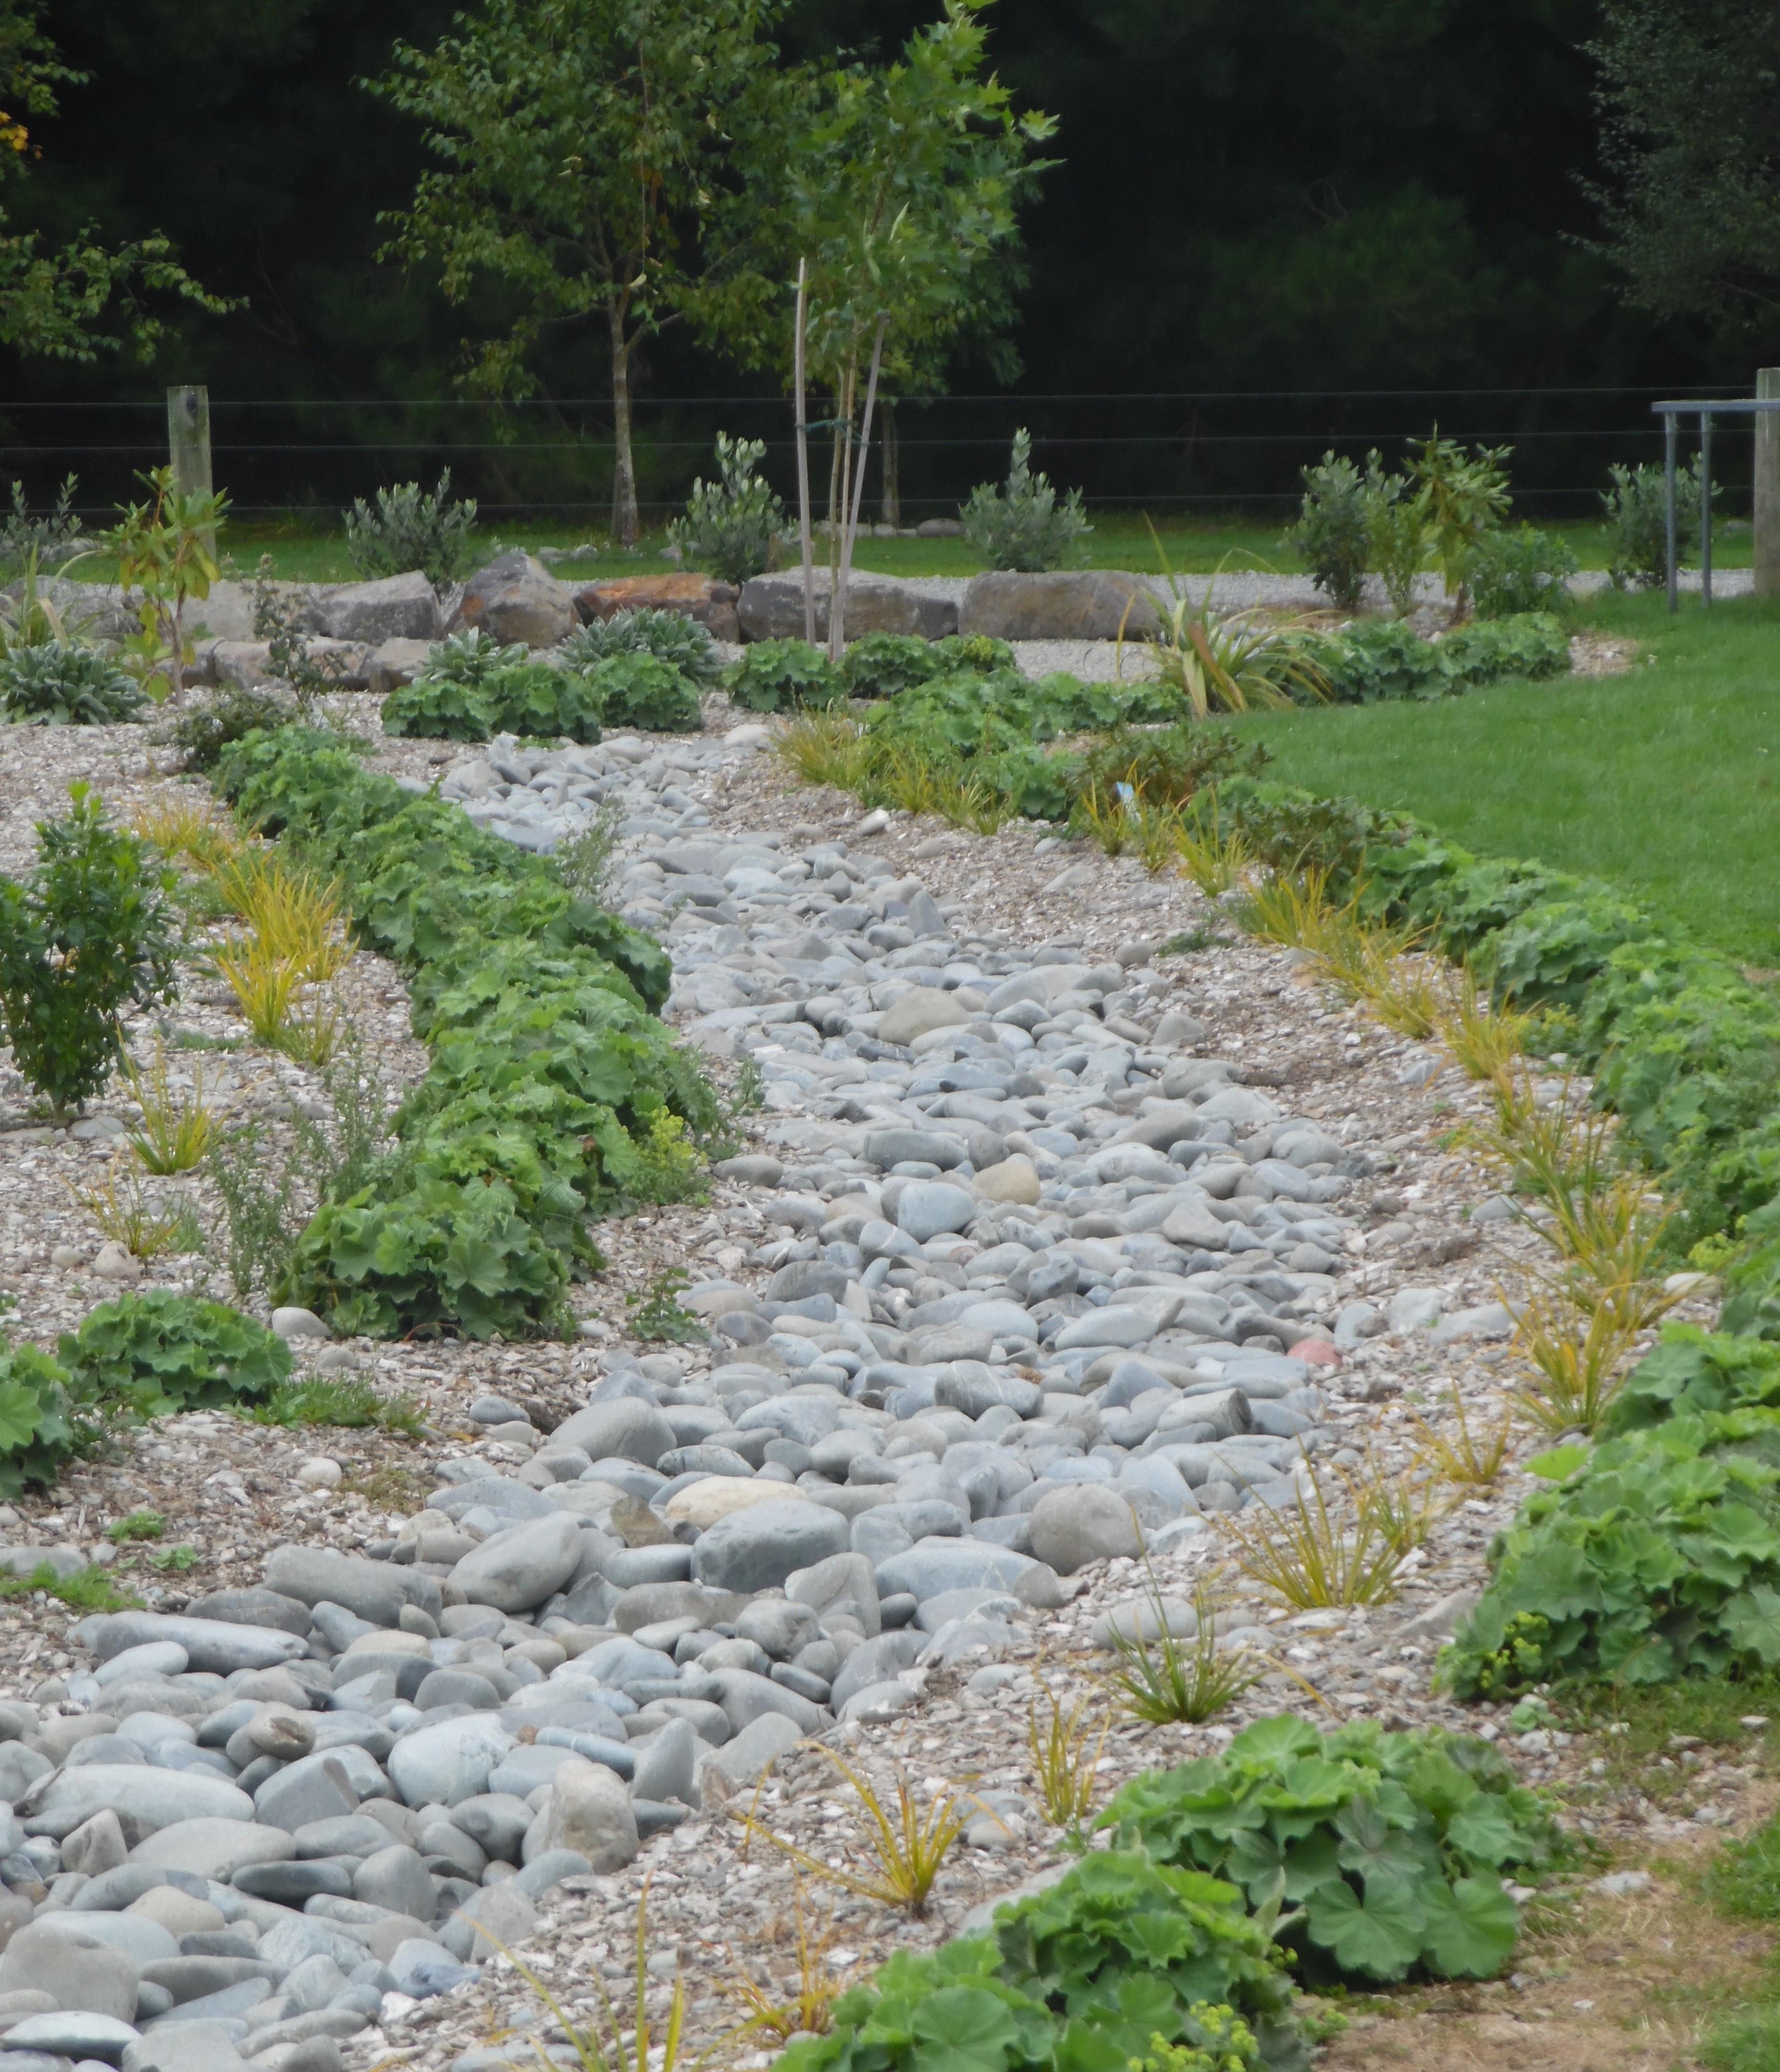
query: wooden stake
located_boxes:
[166,384,213,548]
[793,261,815,645]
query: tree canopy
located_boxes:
[1587,0,1780,324]
[4,0,1774,517]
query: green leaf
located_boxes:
[1304,1877,1426,1982]
[1724,1584,1780,1667]
[908,1987,1019,2072]
[0,1380,44,1454]
[1419,1875,1520,1979]
[1333,1796,1438,1897]
[1526,1443,1589,1481]
[1444,1796,1522,1869]
[1228,1716,1321,1768]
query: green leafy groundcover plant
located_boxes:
[383,659,604,743]
[0,1334,81,1495]
[1441,1326,1780,1696]
[1100,1716,1557,1987]
[779,1850,1303,2072]
[0,1293,294,1495]
[58,1291,293,1420]
[724,638,844,714]
[580,650,702,733]
[212,726,712,1339]
[1298,613,1568,706]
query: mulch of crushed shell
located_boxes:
[0,703,1732,2072]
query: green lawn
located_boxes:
[169,510,1750,586]
[1224,589,1780,963]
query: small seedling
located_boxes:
[1409,1385,1518,1488]
[254,1376,423,1437]
[481,1882,705,2072]
[121,1041,222,1174]
[1099,1579,1265,1726]
[0,1562,141,1613]
[736,1744,977,1915]
[627,1271,703,1345]
[1226,1461,1407,1609]
[1028,1678,1109,1832]
[68,1159,204,1260]
[106,1511,166,1543]
[149,1544,198,1572]
[720,1878,846,2044]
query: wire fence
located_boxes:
[1,383,1755,527]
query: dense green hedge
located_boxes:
[1209,774,1780,1693]
[1214,776,1780,1280]
[215,727,712,1339]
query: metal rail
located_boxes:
[1652,397,1780,610]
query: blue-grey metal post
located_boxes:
[1701,407,1714,607]
[1666,410,1678,613]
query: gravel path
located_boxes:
[0,704,1730,2072]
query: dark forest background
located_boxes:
[9,0,1766,521]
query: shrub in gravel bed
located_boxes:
[725,637,845,713]
[841,632,1018,700]
[1297,613,1568,705]
[0,786,180,1122]
[384,657,605,743]
[0,640,144,724]
[578,649,703,733]
[0,1331,81,1493]
[779,1851,1301,2072]
[1100,1715,1557,1987]
[214,726,713,1337]
[1444,1325,1780,1695]
[57,1290,292,1418]
[563,605,721,685]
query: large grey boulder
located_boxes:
[316,572,443,643]
[959,571,1160,640]
[737,573,956,642]
[1028,1485,1145,1573]
[263,1546,433,1628]
[21,1766,252,1841]
[79,1612,306,1675]
[449,551,574,648]
[522,1758,637,1873]
[451,1512,584,1613]
[0,1919,139,2019]
[551,1398,676,1469]
[388,1715,513,1810]
[690,1500,848,1594]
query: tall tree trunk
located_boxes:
[833,318,887,661]
[609,305,639,549]
[879,400,900,528]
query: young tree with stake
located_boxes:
[373,0,794,549]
